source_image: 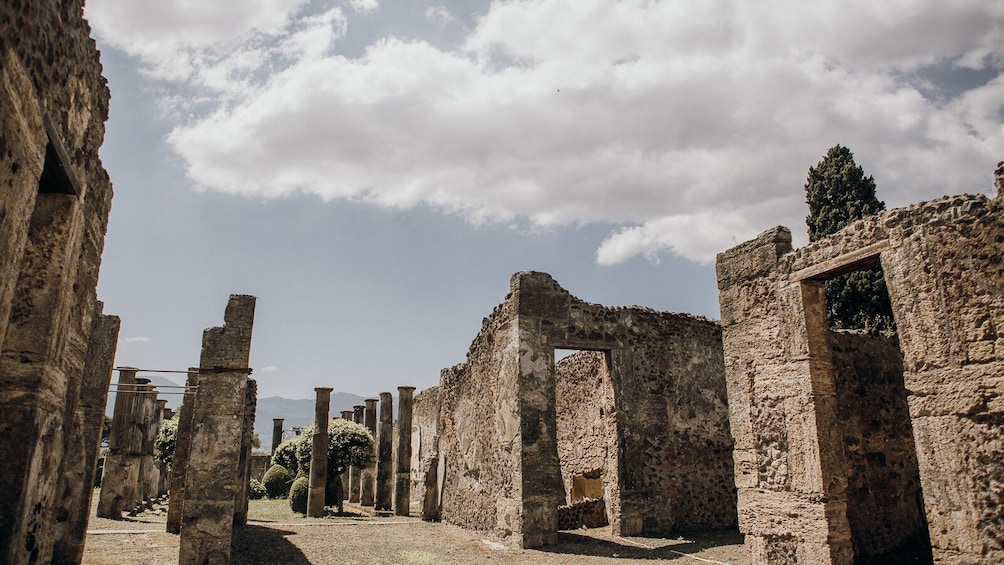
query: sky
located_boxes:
[84,0,1003,399]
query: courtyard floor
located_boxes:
[82,492,750,564]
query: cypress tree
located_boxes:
[805,145,894,332]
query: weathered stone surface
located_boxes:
[376,392,394,511]
[307,388,332,517]
[361,399,378,506]
[166,369,199,534]
[178,295,256,565]
[0,4,114,560]
[349,405,363,503]
[432,272,735,548]
[97,369,140,518]
[271,418,284,454]
[52,304,119,564]
[395,386,416,516]
[235,379,257,526]
[718,193,1004,564]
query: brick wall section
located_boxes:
[718,193,1004,564]
[0,2,114,562]
[435,272,735,548]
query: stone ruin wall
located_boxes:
[410,385,440,507]
[554,351,615,508]
[829,331,927,557]
[0,2,116,563]
[718,192,1004,564]
[550,303,736,536]
[431,272,736,547]
[435,294,525,543]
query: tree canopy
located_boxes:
[804,145,895,332]
[271,418,373,512]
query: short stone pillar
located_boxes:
[349,405,364,503]
[360,399,378,506]
[52,306,120,564]
[97,368,140,518]
[178,294,256,565]
[307,387,333,517]
[996,160,1003,198]
[394,386,416,516]
[341,410,353,420]
[375,392,394,511]
[271,418,284,453]
[166,368,198,534]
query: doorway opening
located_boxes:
[552,348,618,530]
[803,257,933,564]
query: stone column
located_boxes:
[147,398,168,503]
[360,399,378,506]
[349,405,364,503]
[394,386,416,516]
[307,387,333,517]
[52,305,120,564]
[178,295,256,565]
[97,368,139,518]
[995,160,1003,198]
[375,392,394,511]
[166,368,199,534]
[131,378,154,512]
[271,418,284,453]
[339,410,353,502]
[235,379,257,526]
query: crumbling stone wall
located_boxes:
[411,386,440,509]
[433,272,736,548]
[554,351,616,517]
[717,193,1004,564]
[830,331,928,559]
[0,2,115,562]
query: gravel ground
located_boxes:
[83,494,750,565]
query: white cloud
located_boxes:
[123,336,153,343]
[87,0,1004,263]
[260,365,278,372]
[349,0,378,14]
[425,6,455,25]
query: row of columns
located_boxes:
[306,386,416,516]
[96,371,170,519]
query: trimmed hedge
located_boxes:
[289,476,309,514]
[261,464,294,499]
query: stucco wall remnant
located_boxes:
[717,192,1004,564]
[0,2,115,562]
[430,272,736,548]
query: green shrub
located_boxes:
[271,438,300,476]
[154,410,180,468]
[261,464,294,499]
[248,478,267,500]
[289,476,309,514]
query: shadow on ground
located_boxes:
[231,525,310,565]
[538,528,744,561]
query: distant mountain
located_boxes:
[255,392,381,453]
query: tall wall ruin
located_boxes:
[428,271,736,548]
[0,2,116,562]
[717,193,1004,564]
[178,295,257,565]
